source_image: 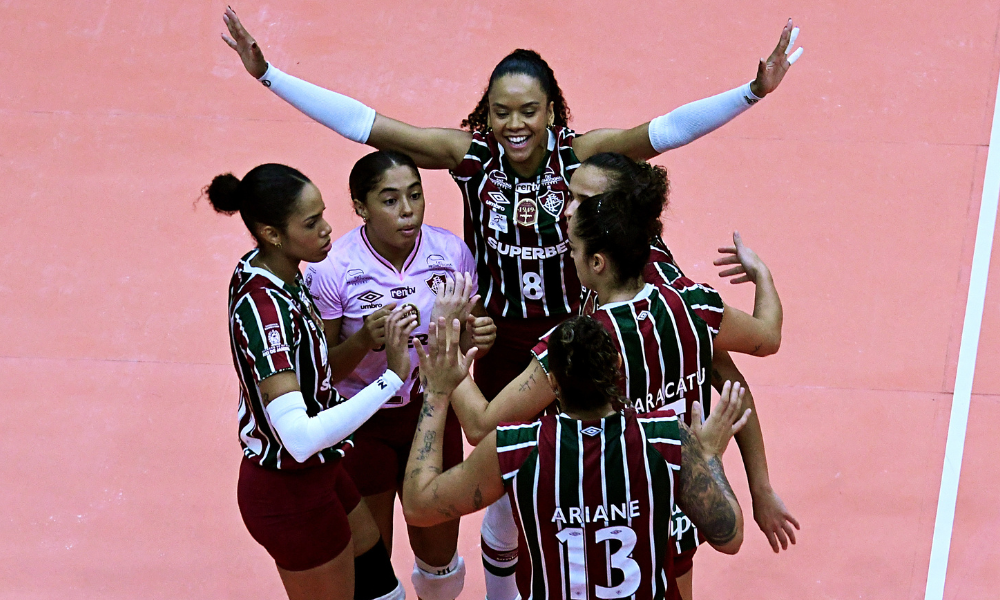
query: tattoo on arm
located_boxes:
[677,424,739,546]
[473,485,484,510]
[710,368,723,386]
[752,343,763,355]
[518,369,538,393]
[416,430,437,461]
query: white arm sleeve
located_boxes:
[647,82,762,153]
[264,370,403,463]
[258,63,377,144]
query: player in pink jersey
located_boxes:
[400,315,750,600]
[221,14,803,594]
[305,150,495,600]
[206,163,416,600]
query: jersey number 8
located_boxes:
[521,272,544,300]
[555,525,641,599]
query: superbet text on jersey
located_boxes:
[451,127,582,319]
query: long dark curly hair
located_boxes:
[581,152,670,240]
[461,49,571,133]
[547,316,624,412]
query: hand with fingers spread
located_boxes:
[220,6,268,79]
[466,314,497,356]
[690,381,751,458]
[360,303,398,350]
[750,19,804,98]
[415,317,478,399]
[384,308,418,380]
[715,231,770,285]
[430,272,479,325]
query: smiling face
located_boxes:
[566,164,612,222]
[354,164,425,257]
[488,73,554,175]
[279,182,333,263]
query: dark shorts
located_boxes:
[237,457,362,572]
[342,396,464,497]
[673,546,697,576]
[474,314,568,400]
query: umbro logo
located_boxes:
[358,291,383,303]
[637,310,650,321]
[582,426,602,437]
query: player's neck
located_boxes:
[563,403,616,421]
[508,146,546,179]
[365,226,416,272]
[252,249,300,286]
[594,275,646,305]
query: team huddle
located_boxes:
[212,7,803,600]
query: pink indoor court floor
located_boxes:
[2,1,998,598]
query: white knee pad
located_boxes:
[411,553,466,600]
[481,495,519,552]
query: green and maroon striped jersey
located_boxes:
[228,250,348,470]
[451,127,582,319]
[496,409,682,600]
[581,237,679,315]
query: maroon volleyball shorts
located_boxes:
[342,395,464,497]
[237,457,361,571]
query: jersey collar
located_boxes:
[595,283,655,310]
[359,225,424,276]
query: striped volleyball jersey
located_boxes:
[535,271,723,421]
[582,236,679,315]
[451,127,582,319]
[228,250,348,470]
[496,409,683,600]
[304,224,476,407]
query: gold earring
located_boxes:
[274,241,282,249]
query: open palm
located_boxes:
[750,19,804,98]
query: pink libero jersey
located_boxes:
[305,224,477,408]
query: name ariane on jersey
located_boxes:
[451,127,581,319]
[305,225,476,407]
[228,250,348,470]
[496,410,682,600]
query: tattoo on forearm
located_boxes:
[416,430,437,462]
[678,424,739,546]
[710,368,723,386]
[752,343,763,355]
[473,485,484,510]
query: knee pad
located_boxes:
[411,553,466,600]
[354,537,401,600]
[481,495,518,576]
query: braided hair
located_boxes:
[461,49,571,133]
[547,316,624,412]
[581,152,670,240]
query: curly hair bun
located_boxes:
[205,173,242,215]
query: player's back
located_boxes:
[496,409,682,600]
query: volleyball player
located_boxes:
[566,153,800,562]
[445,178,782,599]
[207,163,415,600]
[304,150,495,600]
[401,315,750,600]
[220,13,802,593]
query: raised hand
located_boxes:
[221,6,268,79]
[362,303,398,349]
[431,272,479,325]
[384,308,418,380]
[714,231,770,285]
[414,317,477,398]
[750,19,804,98]
[690,381,751,458]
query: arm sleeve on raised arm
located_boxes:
[265,370,403,463]
[647,82,761,153]
[258,64,377,144]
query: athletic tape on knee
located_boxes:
[481,496,519,576]
[411,553,466,600]
[354,538,400,600]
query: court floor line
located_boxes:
[924,70,1000,600]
